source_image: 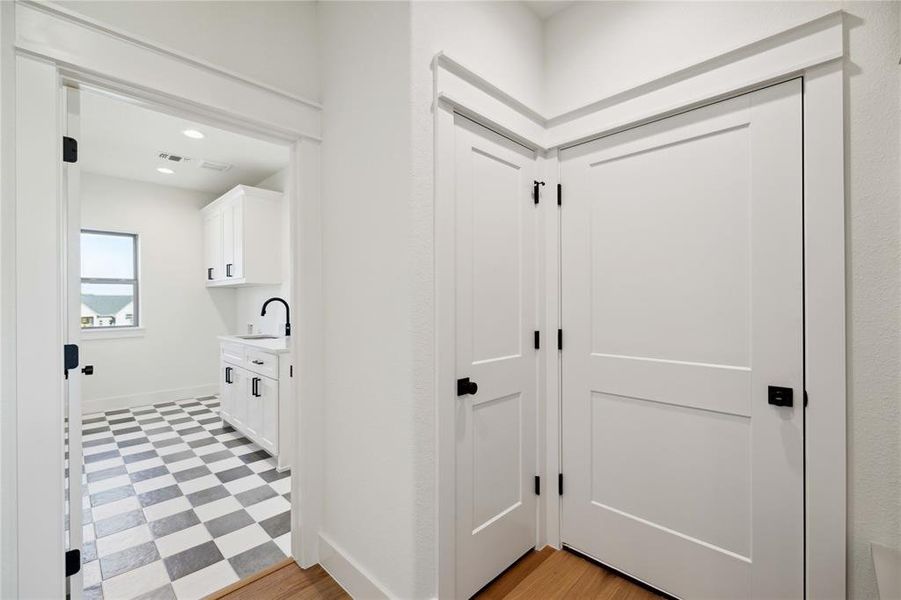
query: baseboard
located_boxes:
[318,533,393,599]
[82,384,218,415]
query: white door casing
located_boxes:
[454,115,539,599]
[559,80,803,599]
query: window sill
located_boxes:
[81,327,145,340]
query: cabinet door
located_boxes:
[220,364,234,419]
[230,368,247,428]
[258,376,279,454]
[222,197,244,280]
[246,376,263,437]
[203,209,223,282]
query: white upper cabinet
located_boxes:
[202,185,282,286]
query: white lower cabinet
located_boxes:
[219,341,289,470]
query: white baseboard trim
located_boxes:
[318,533,393,599]
[82,384,218,415]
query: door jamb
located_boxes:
[5,5,325,594]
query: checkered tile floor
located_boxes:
[79,396,291,600]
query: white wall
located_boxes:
[317,3,422,597]
[56,0,319,103]
[543,3,901,598]
[80,173,234,413]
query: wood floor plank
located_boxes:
[475,547,556,600]
[213,562,349,600]
[503,548,593,600]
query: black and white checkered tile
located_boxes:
[79,396,291,600]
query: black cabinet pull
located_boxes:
[207,267,214,280]
[252,377,261,397]
[456,377,478,396]
[226,263,233,277]
[225,366,232,384]
[81,365,94,376]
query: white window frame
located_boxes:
[80,228,140,331]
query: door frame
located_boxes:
[1,2,324,596]
[435,12,846,599]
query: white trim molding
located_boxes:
[435,10,843,152]
[435,11,846,600]
[318,533,393,600]
[81,383,218,416]
[15,0,321,143]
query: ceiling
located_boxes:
[80,90,289,195]
[524,1,574,20]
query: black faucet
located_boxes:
[261,297,291,337]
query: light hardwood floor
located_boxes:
[210,548,662,599]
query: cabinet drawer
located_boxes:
[221,343,245,365]
[245,349,278,379]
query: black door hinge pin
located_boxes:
[533,180,545,205]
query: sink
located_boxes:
[235,334,279,340]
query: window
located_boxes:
[80,230,139,329]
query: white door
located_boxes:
[560,80,803,599]
[64,85,84,600]
[454,115,539,599]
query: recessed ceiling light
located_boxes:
[157,167,174,174]
[182,129,205,139]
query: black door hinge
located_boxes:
[558,473,564,496]
[534,475,541,496]
[65,549,81,577]
[290,365,294,378]
[63,343,79,380]
[557,329,563,351]
[804,390,808,407]
[557,183,562,207]
[533,180,545,205]
[63,136,78,163]
[534,331,540,350]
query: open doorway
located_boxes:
[72,87,294,599]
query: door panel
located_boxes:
[258,375,278,453]
[455,115,539,599]
[560,80,803,599]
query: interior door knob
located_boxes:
[457,377,478,396]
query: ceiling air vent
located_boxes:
[199,160,232,172]
[158,152,190,163]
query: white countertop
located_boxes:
[218,335,291,354]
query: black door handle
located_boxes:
[81,365,94,376]
[457,377,478,396]
[768,385,793,407]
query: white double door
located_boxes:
[454,115,539,599]
[559,80,804,598]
